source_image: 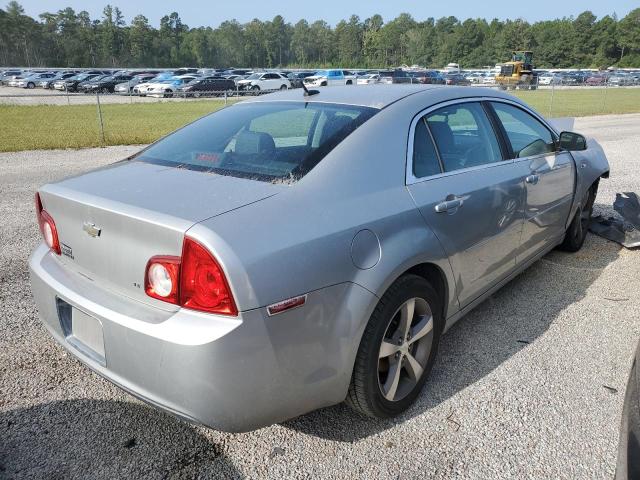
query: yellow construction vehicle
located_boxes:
[495,51,537,90]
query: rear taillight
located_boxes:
[35,192,61,255]
[145,256,180,304]
[180,237,237,316]
[144,237,238,316]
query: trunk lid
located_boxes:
[40,160,279,308]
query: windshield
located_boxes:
[313,71,327,76]
[246,73,262,80]
[136,101,377,183]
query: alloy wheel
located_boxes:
[378,297,434,402]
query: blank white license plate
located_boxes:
[71,308,105,361]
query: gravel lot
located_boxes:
[1,114,639,479]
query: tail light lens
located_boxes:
[145,256,180,304]
[35,192,61,255]
[144,237,237,316]
[180,237,237,316]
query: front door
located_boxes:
[488,102,576,262]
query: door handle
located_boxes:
[525,174,540,185]
[435,198,463,213]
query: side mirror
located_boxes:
[559,131,587,151]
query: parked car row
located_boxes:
[2,66,639,98]
[536,70,640,86]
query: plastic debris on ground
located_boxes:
[589,192,640,249]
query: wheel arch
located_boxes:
[404,262,449,322]
[355,252,456,337]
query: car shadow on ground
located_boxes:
[0,399,241,479]
[284,222,622,442]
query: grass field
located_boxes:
[0,100,231,152]
[0,88,639,152]
[513,88,640,118]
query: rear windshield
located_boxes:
[136,101,377,183]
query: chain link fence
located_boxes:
[1,80,639,152]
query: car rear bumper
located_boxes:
[29,243,375,432]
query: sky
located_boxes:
[12,0,639,27]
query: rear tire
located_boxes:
[346,274,442,418]
[559,185,595,252]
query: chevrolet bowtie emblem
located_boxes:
[83,222,101,238]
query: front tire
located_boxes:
[347,274,442,418]
[559,185,595,252]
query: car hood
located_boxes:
[305,75,325,81]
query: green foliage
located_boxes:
[0,3,638,68]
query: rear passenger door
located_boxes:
[488,101,575,262]
[407,101,526,308]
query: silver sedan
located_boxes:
[30,85,609,432]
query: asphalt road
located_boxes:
[1,114,639,479]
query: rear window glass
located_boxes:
[136,102,377,183]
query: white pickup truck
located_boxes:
[303,69,356,87]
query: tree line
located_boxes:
[1,1,639,69]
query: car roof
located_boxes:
[243,84,512,109]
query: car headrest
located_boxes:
[234,131,276,156]
[320,115,353,144]
[428,121,455,154]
